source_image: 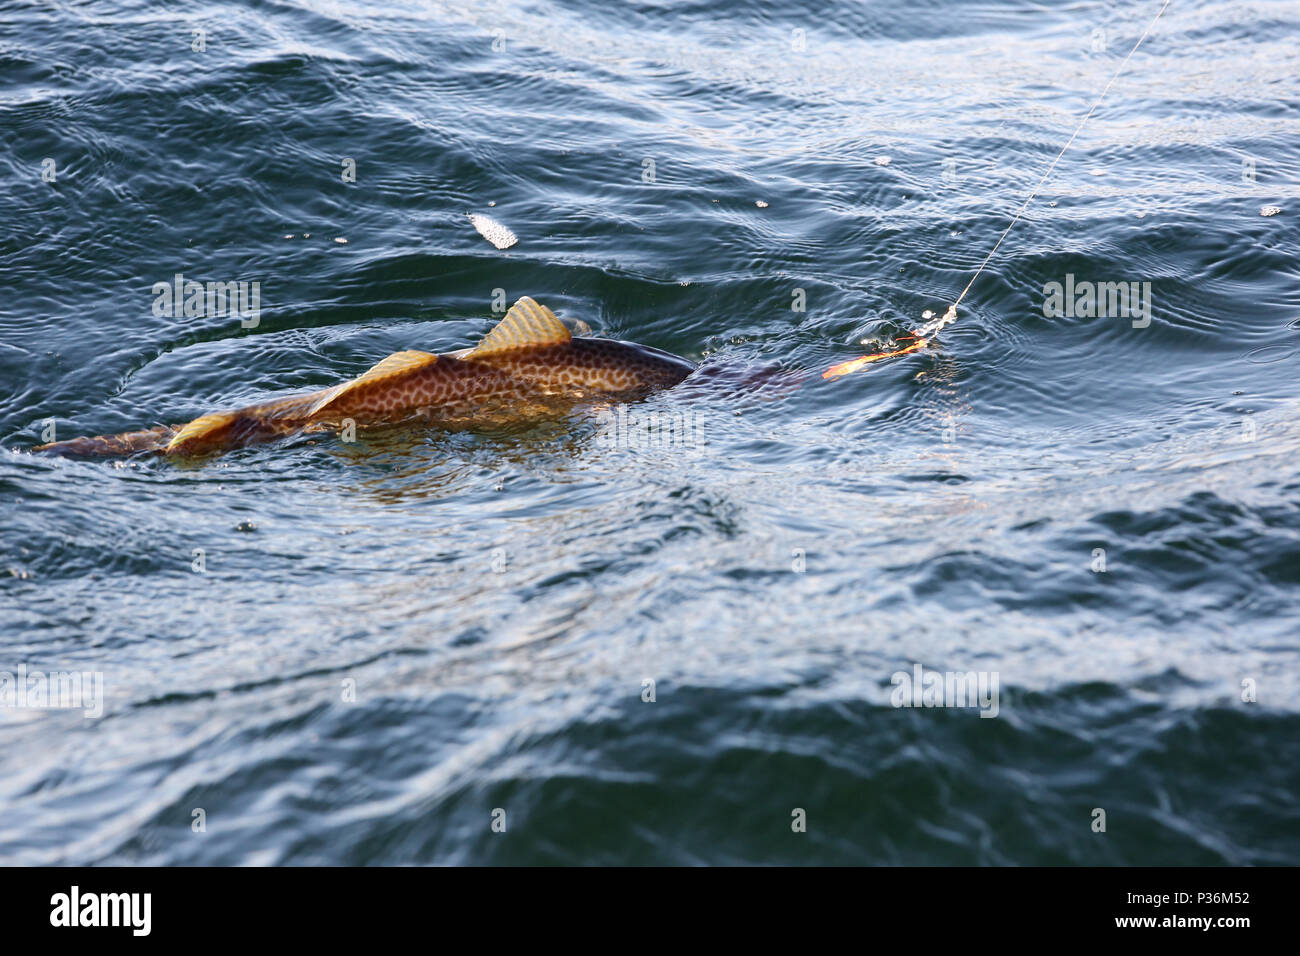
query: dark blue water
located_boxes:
[2,0,1299,864]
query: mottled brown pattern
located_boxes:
[34,298,695,459]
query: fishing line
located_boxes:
[824,0,1173,380]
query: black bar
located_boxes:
[0,865,1277,941]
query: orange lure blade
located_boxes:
[822,336,929,380]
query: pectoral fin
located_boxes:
[465,297,570,358]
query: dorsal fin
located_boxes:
[166,411,241,455]
[466,297,570,358]
[308,350,439,416]
[353,350,440,381]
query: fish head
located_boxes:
[461,296,696,395]
[560,337,697,392]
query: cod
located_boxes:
[36,297,696,458]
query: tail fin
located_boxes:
[34,425,176,458]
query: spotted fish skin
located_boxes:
[468,338,695,395]
[34,297,696,459]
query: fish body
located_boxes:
[35,297,696,458]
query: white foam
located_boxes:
[467,213,518,249]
